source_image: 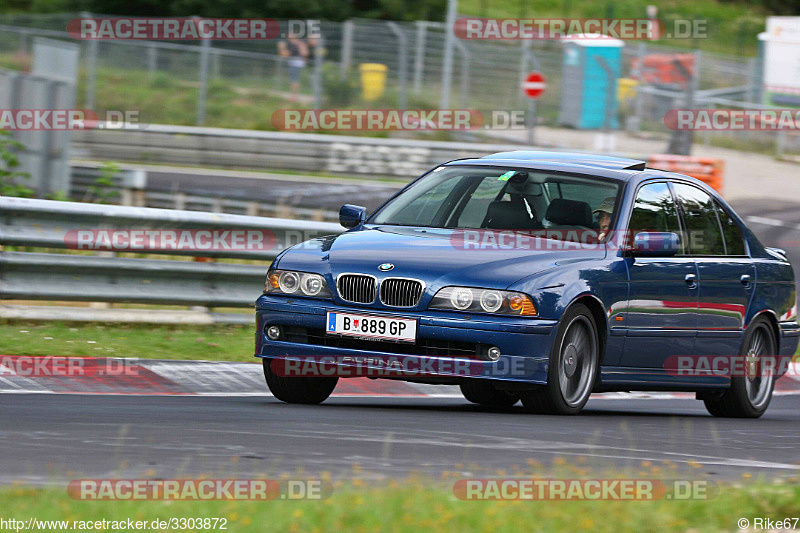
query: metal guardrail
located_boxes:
[71,124,528,178]
[68,165,342,221]
[0,197,343,308]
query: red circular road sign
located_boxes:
[523,72,547,99]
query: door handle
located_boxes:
[685,274,697,286]
[740,274,751,286]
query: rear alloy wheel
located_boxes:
[263,358,338,404]
[521,304,599,415]
[460,380,519,407]
[703,319,776,418]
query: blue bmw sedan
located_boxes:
[255,151,799,417]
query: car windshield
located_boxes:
[370,166,621,240]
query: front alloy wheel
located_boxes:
[521,303,599,415]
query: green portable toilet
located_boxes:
[559,34,624,129]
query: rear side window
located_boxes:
[672,183,726,256]
[714,202,747,256]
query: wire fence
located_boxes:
[1,13,798,159]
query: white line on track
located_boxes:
[746,216,800,230]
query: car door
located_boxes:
[672,183,754,357]
[620,181,699,369]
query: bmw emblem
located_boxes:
[378,263,394,272]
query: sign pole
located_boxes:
[522,70,546,146]
[527,98,536,146]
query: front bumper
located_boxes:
[254,294,558,384]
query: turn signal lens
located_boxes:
[518,297,537,316]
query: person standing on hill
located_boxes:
[278,29,309,102]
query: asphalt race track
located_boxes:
[1,191,798,485]
[730,198,800,288]
[1,394,799,484]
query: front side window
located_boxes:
[627,182,683,254]
[672,183,726,256]
[628,182,681,233]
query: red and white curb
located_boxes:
[0,356,798,400]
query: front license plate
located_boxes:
[326,312,417,343]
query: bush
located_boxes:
[323,64,359,108]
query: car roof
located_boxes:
[445,150,649,181]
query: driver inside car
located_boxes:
[593,196,616,241]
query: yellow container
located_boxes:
[617,77,638,102]
[359,63,388,101]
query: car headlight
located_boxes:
[266,270,331,298]
[429,287,536,316]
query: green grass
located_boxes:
[0,319,797,363]
[0,320,255,362]
[3,480,800,532]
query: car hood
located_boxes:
[275,225,606,292]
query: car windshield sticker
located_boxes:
[497,170,516,181]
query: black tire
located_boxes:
[460,380,519,407]
[263,358,338,404]
[703,318,777,418]
[520,303,600,415]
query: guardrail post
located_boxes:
[439,0,457,110]
[174,192,187,210]
[147,43,158,80]
[211,48,221,79]
[339,20,354,79]
[312,33,323,110]
[19,28,30,55]
[413,21,427,93]
[630,42,646,134]
[386,22,408,110]
[85,39,98,110]
[197,22,210,126]
[453,38,470,107]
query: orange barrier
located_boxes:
[631,54,695,85]
[647,155,724,193]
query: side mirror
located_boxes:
[631,231,681,257]
[339,204,367,229]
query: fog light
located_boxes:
[266,325,282,340]
[485,346,501,362]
